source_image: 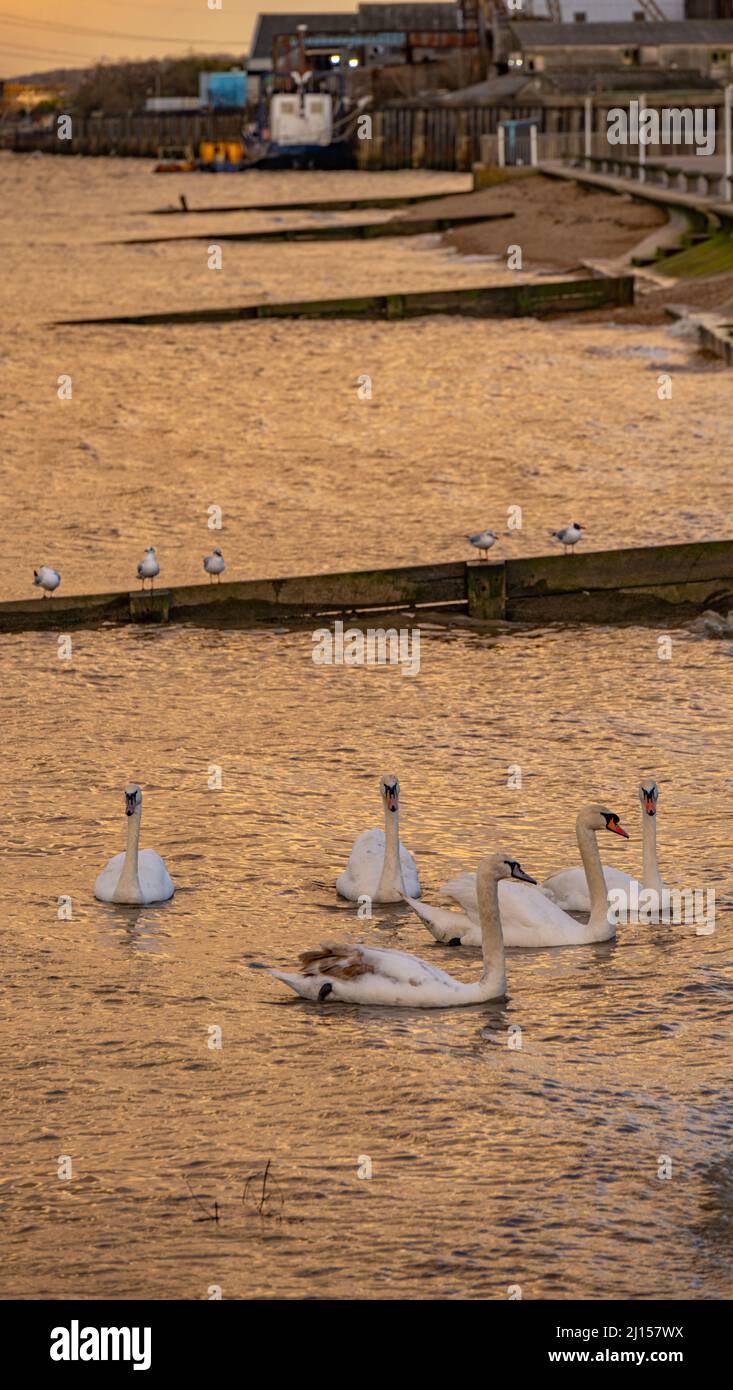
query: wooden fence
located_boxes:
[4,110,244,157]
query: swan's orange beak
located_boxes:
[607,817,629,838]
[385,786,399,813]
[643,794,656,816]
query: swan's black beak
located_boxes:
[510,862,536,885]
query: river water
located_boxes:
[1,155,732,1301]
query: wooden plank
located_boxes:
[506,540,733,598]
[4,541,733,634]
[0,563,467,634]
[507,578,733,625]
[147,193,464,216]
[115,210,513,248]
[56,276,634,328]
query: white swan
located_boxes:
[404,804,629,948]
[94,783,174,905]
[542,780,663,918]
[271,851,534,1007]
[336,774,420,903]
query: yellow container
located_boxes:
[226,142,243,164]
[199,141,215,164]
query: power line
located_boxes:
[0,10,244,47]
[1,39,96,63]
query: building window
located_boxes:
[573,10,587,19]
[633,9,646,19]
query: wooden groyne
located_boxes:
[55,275,634,328]
[149,192,472,217]
[3,540,732,635]
[115,209,512,247]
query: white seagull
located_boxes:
[137,546,160,590]
[466,529,498,561]
[203,547,225,582]
[550,522,583,555]
[33,565,61,597]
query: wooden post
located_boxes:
[371,110,384,170]
[455,110,471,172]
[725,84,732,201]
[467,561,506,620]
[411,109,426,169]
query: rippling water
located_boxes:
[2,157,733,1301]
[1,155,731,599]
[3,620,732,1299]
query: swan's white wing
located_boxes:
[403,895,477,944]
[336,829,420,900]
[398,843,420,897]
[542,866,637,913]
[440,871,479,918]
[271,940,470,1006]
[94,851,126,902]
[138,849,175,902]
[336,828,385,899]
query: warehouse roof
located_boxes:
[358,4,461,30]
[249,14,360,66]
[508,20,733,47]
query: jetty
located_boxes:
[2,540,731,635]
[55,274,633,327]
[114,209,513,247]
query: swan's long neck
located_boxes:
[476,871,507,998]
[115,809,142,900]
[376,801,404,898]
[577,815,608,923]
[641,811,662,892]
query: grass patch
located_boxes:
[655,232,733,278]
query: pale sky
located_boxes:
[0,1,358,78]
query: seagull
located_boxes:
[137,546,160,590]
[33,565,61,597]
[203,547,225,582]
[550,522,583,555]
[466,529,498,561]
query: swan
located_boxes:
[137,547,160,590]
[94,783,175,905]
[336,774,420,903]
[542,780,663,918]
[404,804,629,948]
[271,851,534,1007]
[33,565,61,596]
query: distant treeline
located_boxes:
[60,55,244,116]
